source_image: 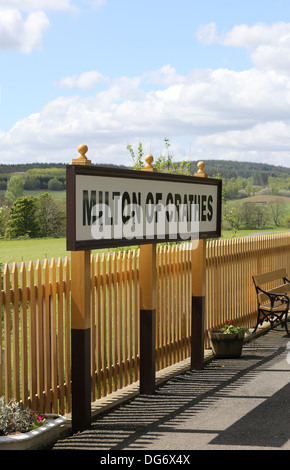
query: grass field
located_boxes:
[0,237,115,265]
[1,228,290,265]
[227,194,290,212]
[0,238,68,264]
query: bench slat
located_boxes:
[259,302,289,312]
[253,268,287,286]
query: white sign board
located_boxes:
[66,166,222,250]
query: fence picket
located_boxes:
[3,265,11,403]
[42,259,51,412]
[11,263,20,402]
[28,262,37,410]
[57,258,65,415]
[35,260,43,412]
[20,263,28,407]
[64,256,71,413]
[50,259,58,413]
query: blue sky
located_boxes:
[1,0,290,168]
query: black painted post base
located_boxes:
[191,296,205,370]
[71,328,91,434]
[140,309,156,395]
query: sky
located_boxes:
[1,0,290,168]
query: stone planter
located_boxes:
[208,331,245,358]
[0,413,66,450]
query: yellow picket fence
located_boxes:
[1,232,290,415]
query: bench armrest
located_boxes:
[256,286,290,307]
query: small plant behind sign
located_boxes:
[127,138,191,175]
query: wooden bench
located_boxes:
[252,268,290,335]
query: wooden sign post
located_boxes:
[191,162,207,370]
[66,150,221,431]
[139,154,157,395]
[70,145,92,433]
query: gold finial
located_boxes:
[78,144,88,158]
[194,161,207,178]
[72,144,91,166]
[142,154,157,172]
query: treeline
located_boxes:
[0,162,129,191]
[0,162,66,174]
[0,167,66,191]
[1,159,290,178]
[0,161,128,175]
[184,160,290,180]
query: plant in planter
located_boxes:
[208,319,249,358]
[0,397,46,435]
[0,397,66,450]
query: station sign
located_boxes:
[66,165,222,251]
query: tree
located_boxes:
[223,205,240,235]
[5,196,40,238]
[47,178,64,191]
[24,175,41,190]
[37,193,65,237]
[240,202,269,230]
[5,175,24,203]
[270,202,284,226]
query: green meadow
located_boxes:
[0,237,114,265]
[1,228,289,266]
[0,237,68,264]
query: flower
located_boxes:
[30,411,47,430]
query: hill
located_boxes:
[184,160,290,179]
[1,159,290,180]
[0,162,128,175]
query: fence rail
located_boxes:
[1,232,290,414]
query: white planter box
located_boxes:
[0,414,66,450]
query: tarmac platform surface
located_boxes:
[53,325,290,452]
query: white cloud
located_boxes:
[0,1,76,12]
[196,21,290,74]
[195,121,290,152]
[0,9,50,53]
[2,63,290,167]
[196,21,290,47]
[1,16,290,166]
[194,121,290,167]
[59,71,109,91]
[251,37,290,73]
[195,22,219,46]
[0,0,79,53]
[143,65,186,87]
